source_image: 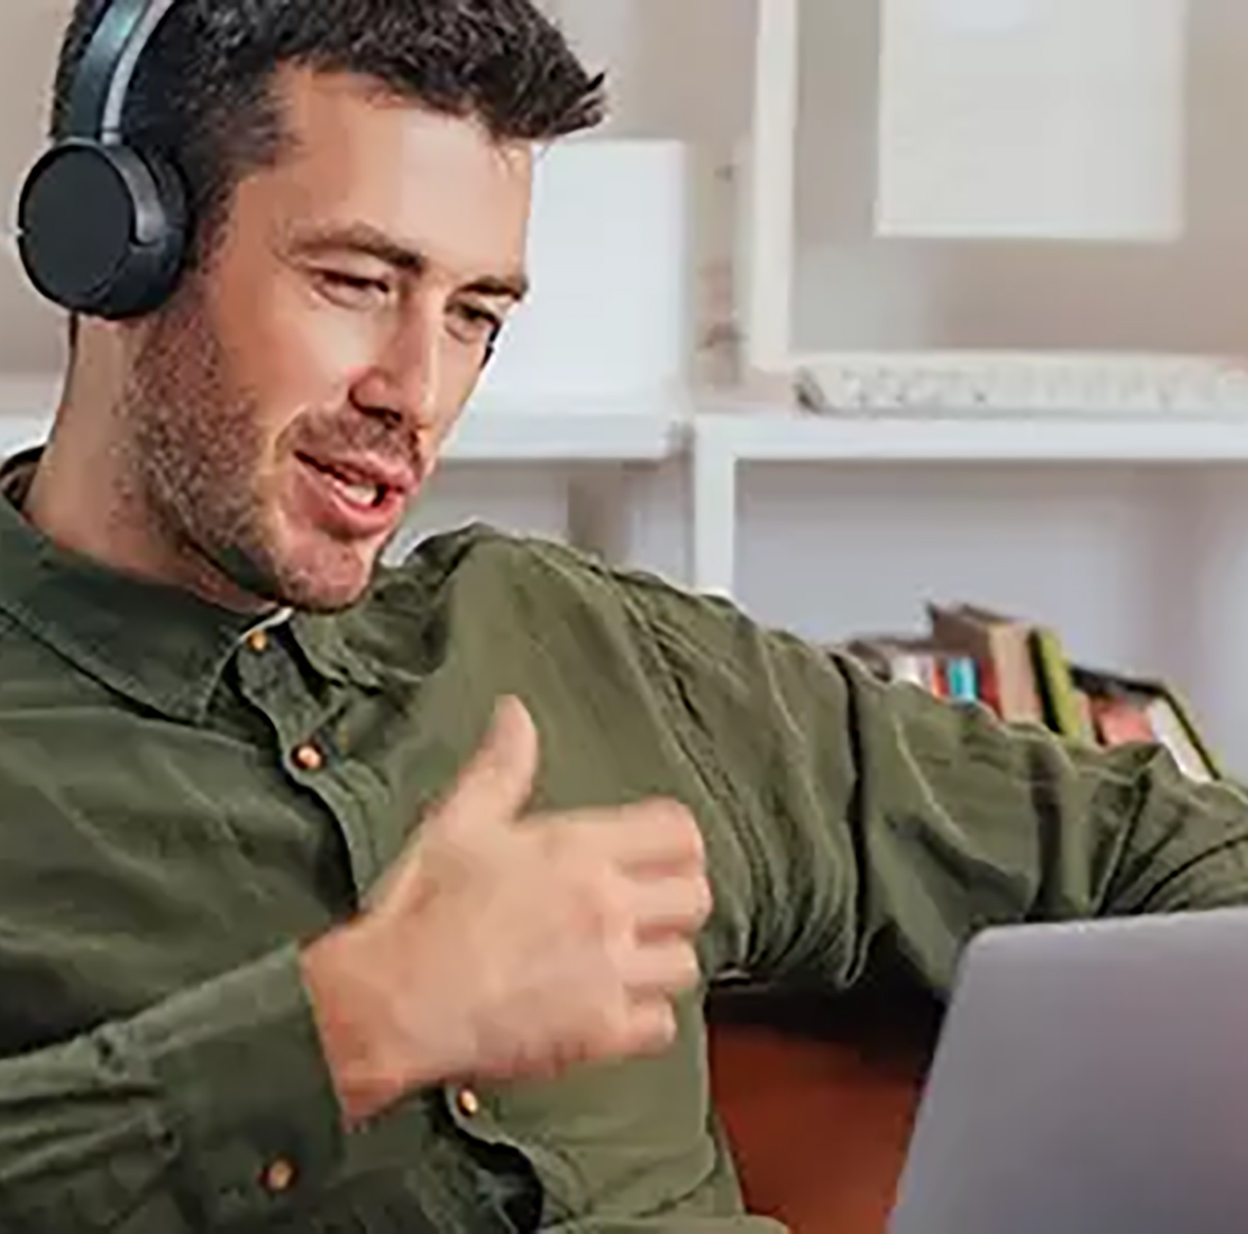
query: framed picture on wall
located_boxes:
[739,0,1248,413]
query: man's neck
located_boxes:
[22,380,272,616]
[26,424,151,571]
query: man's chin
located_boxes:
[285,583,373,615]
[212,536,381,614]
[273,555,381,613]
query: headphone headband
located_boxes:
[65,0,180,140]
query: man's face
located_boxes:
[125,68,533,612]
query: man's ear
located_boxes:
[482,321,507,369]
[482,337,497,368]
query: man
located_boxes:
[2,1,1247,1230]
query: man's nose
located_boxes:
[354,309,441,429]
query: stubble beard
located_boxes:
[122,280,371,614]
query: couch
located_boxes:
[708,983,942,1232]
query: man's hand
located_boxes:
[301,697,712,1126]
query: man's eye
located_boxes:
[317,270,391,303]
[451,304,503,342]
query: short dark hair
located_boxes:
[53,0,606,274]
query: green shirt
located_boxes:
[3,451,1248,1233]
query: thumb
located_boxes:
[368,698,539,910]
[430,695,540,842]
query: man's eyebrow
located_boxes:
[466,272,530,302]
[290,223,529,301]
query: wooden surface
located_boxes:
[707,987,940,1234]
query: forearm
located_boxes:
[618,574,1248,997]
[833,681,1248,990]
[0,946,343,1232]
[1047,738,1248,917]
[785,660,1248,995]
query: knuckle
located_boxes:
[674,943,701,986]
[588,993,633,1048]
[600,926,634,979]
[636,799,705,866]
[575,866,633,944]
[536,819,577,860]
[693,873,714,920]
[653,796,693,826]
[641,1003,678,1050]
[665,802,705,858]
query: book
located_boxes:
[1030,625,1094,743]
[843,636,979,701]
[926,603,1043,724]
[1070,666,1221,782]
[836,600,1221,782]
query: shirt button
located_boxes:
[292,743,324,772]
[261,1157,297,1194]
[456,1088,482,1118]
[246,629,270,654]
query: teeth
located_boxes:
[330,474,382,506]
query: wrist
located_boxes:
[301,922,423,1126]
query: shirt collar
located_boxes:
[0,450,377,720]
[293,609,385,689]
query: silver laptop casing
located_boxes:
[890,907,1248,1234]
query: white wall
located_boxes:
[0,1,73,377]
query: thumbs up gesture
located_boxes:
[302,698,713,1125]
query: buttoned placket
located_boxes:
[232,618,541,1233]
[233,620,381,898]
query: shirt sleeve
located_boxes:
[619,572,1248,992]
[0,945,344,1232]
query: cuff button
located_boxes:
[262,1157,298,1194]
[293,743,325,773]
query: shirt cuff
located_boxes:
[120,944,344,1227]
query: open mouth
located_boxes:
[298,455,391,509]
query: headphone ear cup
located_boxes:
[18,138,188,320]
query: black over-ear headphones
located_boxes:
[18,0,186,320]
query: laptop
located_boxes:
[889,907,1248,1234]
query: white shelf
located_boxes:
[0,387,692,466]
[687,405,1248,596]
[448,400,688,462]
[693,405,1248,463]
[17,376,1248,467]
